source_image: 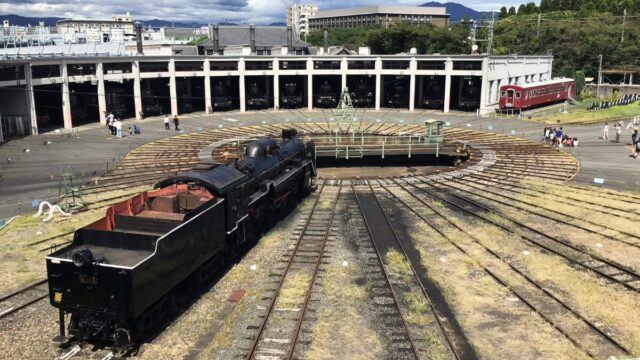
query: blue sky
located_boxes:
[0,0,533,24]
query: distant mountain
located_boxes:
[420,2,492,21]
[269,22,286,26]
[0,14,242,28]
[0,14,62,26]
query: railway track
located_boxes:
[244,180,341,360]
[351,182,465,359]
[0,279,48,320]
[400,177,640,292]
[374,179,633,358]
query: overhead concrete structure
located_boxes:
[0,54,552,137]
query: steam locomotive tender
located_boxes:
[46,129,315,346]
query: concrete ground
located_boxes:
[0,108,638,220]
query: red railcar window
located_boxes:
[516,92,521,98]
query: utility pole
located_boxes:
[536,13,541,39]
[597,54,603,99]
[621,8,627,43]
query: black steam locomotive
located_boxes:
[351,79,373,107]
[213,80,233,109]
[459,78,479,111]
[246,82,268,110]
[46,129,315,346]
[281,83,302,108]
[316,81,337,108]
[422,77,444,109]
[387,81,406,108]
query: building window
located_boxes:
[246,61,273,70]
[210,61,238,71]
[103,62,132,74]
[140,62,169,72]
[68,63,96,76]
[175,61,204,72]
[348,60,375,70]
[314,60,340,70]
[32,65,61,79]
[279,61,306,70]
[417,61,445,70]
[453,61,482,70]
[382,60,410,70]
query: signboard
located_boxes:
[593,178,605,185]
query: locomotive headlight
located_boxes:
[72,249,94,268]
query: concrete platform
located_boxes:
[1,109,638,220]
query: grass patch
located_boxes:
[385,249,412,282]
[532,101,640,124]
[275,272,311,308]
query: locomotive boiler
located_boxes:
[213,80,233,109]
[281,83,302,108]
[46,129,315,346]
[246,82,268,110]
[316,81,337,108]
[351,79,373,107]
[387,81,406,108]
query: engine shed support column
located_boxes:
[409,58,417,112]
[443,58,453,113]
[273,58,280,111]
[307,58,313,111]
[96,62,107,124]
[375,58,382,111]
[133,61,143,120]
[204,59,212,114]
[341,58,348,92]
[169,59,178,116]
[479,57,490,115]
[239,58,246,113]
[25,64,38,135]
[61,62,72,129]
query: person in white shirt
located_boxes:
[107,112,115,135]
[602,121,609,140]
[163,114,170,130]
[114,120,122,138]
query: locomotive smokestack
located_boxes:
[213,25,220,54]
[134,21,143,55]
[323,27,328,54]
[250,24,256,54]
[286,25,293,53]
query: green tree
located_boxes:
[574,70,586,95]
[508,6,517,16]
[525,2,539,13]
[518,4,527,14]
[499,6,508,19]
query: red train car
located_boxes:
[499,78,574,110]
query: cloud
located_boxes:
[0,0,532,24]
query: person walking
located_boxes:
[615,122,622,143]
[602,121,609,140]
[114,119,122,139]
[107,112,115,135]
[173,115,180,131]
[163,114,170,130]
[636,139,640,159]
[632,129,638,147]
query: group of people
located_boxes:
[543,126,578,147]
[601,117,640,158]
[105,112,141,138]
[163,114,181,131]
[587,93,639,110]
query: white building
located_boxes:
[56,13,135,43]
[287,4,319,37]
